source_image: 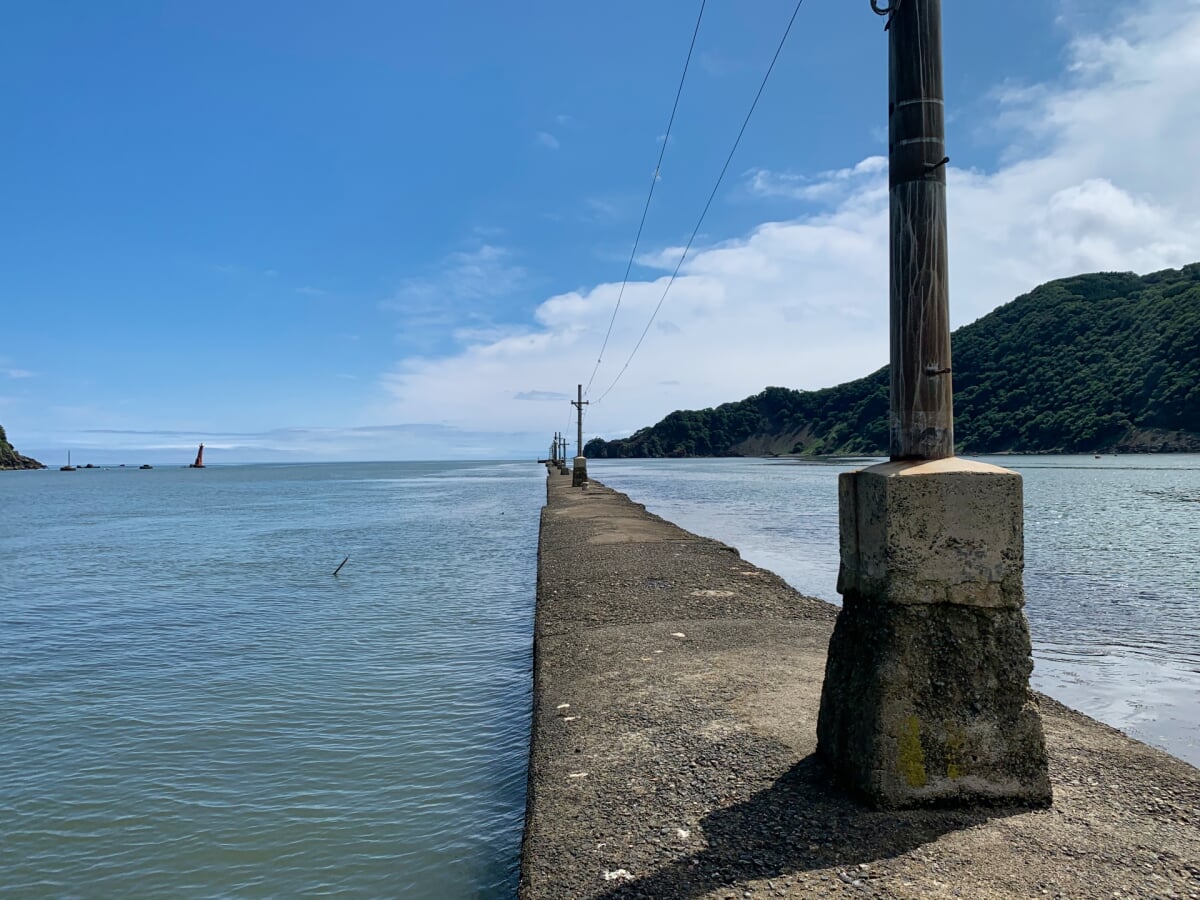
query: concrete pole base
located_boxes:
[817,458,1051,809]
[571,456,588,487]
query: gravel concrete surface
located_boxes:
[519,473,1199,899]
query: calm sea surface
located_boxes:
[3,456,1198,897]
[591,455,1200,768]
[1,461,542,898]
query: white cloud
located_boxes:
[536,131,561,151]
[4,368,34,379]
[375,0,1200,444]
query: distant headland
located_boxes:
[0,424,44,470]
[587,265,1200,459]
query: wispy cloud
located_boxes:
[513,390,569,402]
[536,131,560,151]
[3,368,34,379]
[382,245,529,351]
[68,423,544,461]
[746,156,887,204]
[584,196,623,222]
[386,245,526,311]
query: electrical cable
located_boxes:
[583,0,707,397]
[593,0,807,404]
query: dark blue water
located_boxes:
[1,461,542,897]
[591,455,1200,767]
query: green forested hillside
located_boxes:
[586,265,1200,458]
[0,424,44,469]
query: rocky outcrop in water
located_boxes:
[0,424,45,469]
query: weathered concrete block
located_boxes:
[818,457,1051,808]
[837,458,1024,608]
[571,456,588,487]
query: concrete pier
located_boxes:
[521,475,1200,899]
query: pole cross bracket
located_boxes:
[925,155,950,173]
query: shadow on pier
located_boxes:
[599,754,1022,899]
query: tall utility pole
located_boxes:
[572,385,588,459]
[816,0,1050,810]
[887,0,953,459]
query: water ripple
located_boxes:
[1,461,540,897]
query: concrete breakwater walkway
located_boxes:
[520,473,1199,899]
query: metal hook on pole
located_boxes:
[870,0,901,29]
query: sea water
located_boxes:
[1,461,541,897]
[4,456,1198,897]
[591,455,1200,768]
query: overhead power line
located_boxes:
[594,0,808,405]
[583,0,707,397]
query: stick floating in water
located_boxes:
[332,556,350,576]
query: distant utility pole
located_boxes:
[572,385,589,459]
[886,0,953,459]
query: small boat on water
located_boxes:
[188,443,205,469]
[140,464,153,470]
[60,451,76,472]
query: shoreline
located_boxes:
[520,472,1199,898]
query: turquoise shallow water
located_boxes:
[591,455,1200,768]
[1,461,542,897]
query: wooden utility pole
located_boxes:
[887,0,953,460]
[817,1,1049,810]
[572,385,589,459]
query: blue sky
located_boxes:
[3,1,1198,463]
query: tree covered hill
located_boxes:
[0,424,45,469]
[586,264,1200,458]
